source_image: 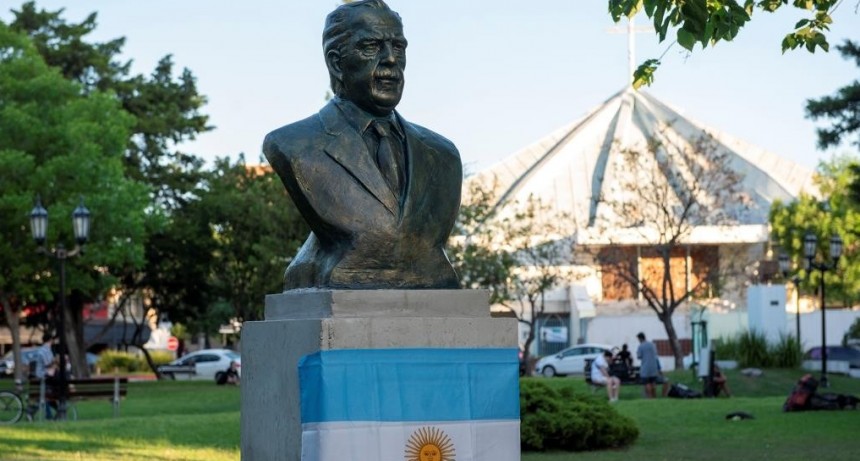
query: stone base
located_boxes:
[240,289,516,461]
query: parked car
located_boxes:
[534,343,614,377]
[804,346,860,369]
[3,348,99,376]
[158,349,241,381]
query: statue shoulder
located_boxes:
[263,113,324,159]
[406,122,460,160]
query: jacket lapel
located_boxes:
[400,118,434,220]
[319,103,399,216]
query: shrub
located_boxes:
[520,380,638,452]
[148,350,175,367]
[97,350,145,373]
[738,330,770,368]
[769,334,802,368]
[713,335,740,361]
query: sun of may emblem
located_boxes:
[405,426,455,461]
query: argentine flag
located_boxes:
[299,348,520,461]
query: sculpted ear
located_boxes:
[326,50,343,82]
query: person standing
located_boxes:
[637,332,660,398]
[591,350,621,402]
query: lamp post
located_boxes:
[778,253,802,345]
[29,196,91,421]
[802,232,842,388]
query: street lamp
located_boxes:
[29,196,91,420]
[802,232,842,388]
[778,253,802,345]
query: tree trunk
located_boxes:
[521,323,535,377]
[660,313,684,369]
[2,298,25,382]
[63,298,89,378]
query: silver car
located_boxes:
[534,343,614,377]
[159,349,241,381]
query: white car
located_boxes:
[159,349,241,381]
[534,343,614,377]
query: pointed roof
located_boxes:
[469,88,817,245]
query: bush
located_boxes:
[769,334,802,368]
[715,331,801,368]
[148,350,175,367]
[97,350,145,373]
[713,335,740,361]
[96,350,175,373]
[738,330,770,368]
[520,380,638,452]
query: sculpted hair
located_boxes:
[322,0,402,94]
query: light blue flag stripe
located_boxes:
[299,348,519,423]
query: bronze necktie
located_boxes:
[372,120,403,197]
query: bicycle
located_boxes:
[0,388,28,424]
[0,381,77,423]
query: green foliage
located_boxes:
[201,158,308,322]
[0,21,148,376]
[715,331,801,368]
[450,182,574,374]
[632,59,660,89]
[96,350,145,373]
[170,323,190,340]
[9,1,212,208]
[770,155,860,305]
[520,380,639,452]
[609,0,843,87]
[713,335,740,360]
[770,334,803,368]
[95,350,174,373]
[737,330,771,367]
[806,40,860,150]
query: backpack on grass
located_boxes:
[783,374,818,412]
[668,383,702,399]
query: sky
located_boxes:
[4,1,859,175]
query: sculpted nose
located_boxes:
[380,42,396,63]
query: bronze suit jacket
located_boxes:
[263,100,462,289]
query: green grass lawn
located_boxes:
[0,368,858,460]
[0,381,240,461]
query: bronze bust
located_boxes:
[263,0,462,290]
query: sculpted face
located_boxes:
[333,8,407,116]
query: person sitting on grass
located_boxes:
[217,360,241,386]
[711,364,731,397]
[591,350,621,402]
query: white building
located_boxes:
[468,88,819,361]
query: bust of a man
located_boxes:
[263,0,462,290]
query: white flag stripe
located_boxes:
[302,420,520,461]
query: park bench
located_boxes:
[29,375,128,418]
[155,364,197,379]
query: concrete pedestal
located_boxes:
[240,289,517,461]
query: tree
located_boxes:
[608,0,855,88]
[593,132,753,368]
[770,155,860,307]
[203,157,308,323]
[0,22,149,379]
[806,40,860,150]
[7,2,218,364]
[9,2,212,209]
[450,184,574,376]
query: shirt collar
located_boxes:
[334,96,404,139]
